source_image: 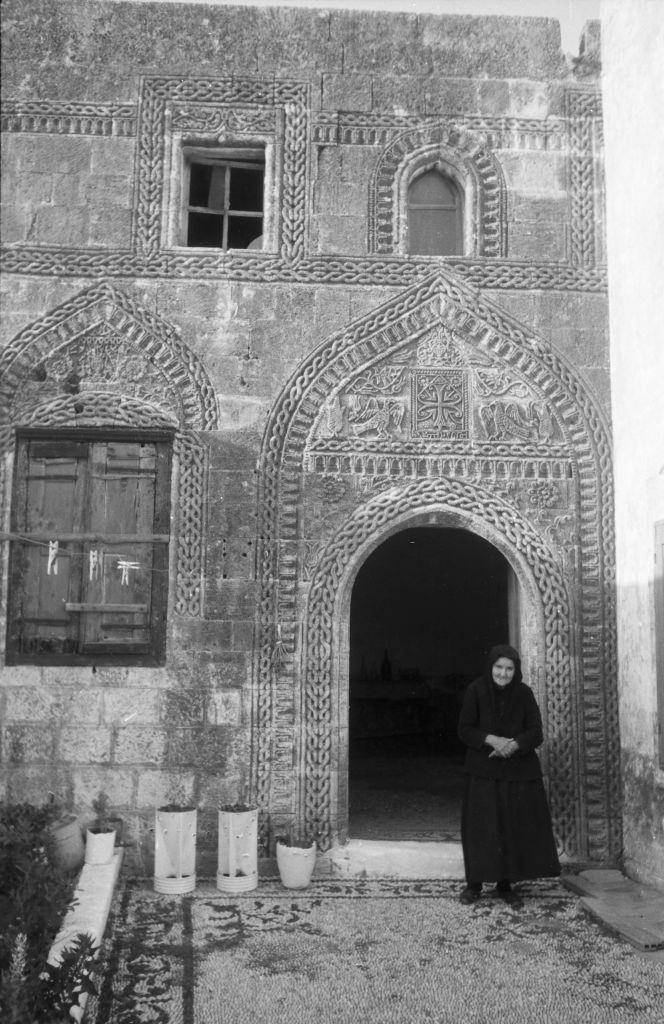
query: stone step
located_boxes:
[324,839,465,880]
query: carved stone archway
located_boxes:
[368,123,508,257]
[254,270,619,863]
[304,483,573,847]
[0,281,218,618]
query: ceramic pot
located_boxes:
[49,815,85,872]
[217,808,258,892]
[85,828,117,865]
[276,840,316,889]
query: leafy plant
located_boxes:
[90,791,113,834]
[219,802,256,813]
[0,801,100,1022]
[276,831,315,849]
[40,933,99,1019]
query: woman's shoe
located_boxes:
[459,886,482,904]
[495,883,522,905]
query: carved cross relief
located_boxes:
[300,321,575,590]
[306,324,562,450]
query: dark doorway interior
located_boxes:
[348,527,510,841]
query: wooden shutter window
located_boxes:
[6,431,172,666]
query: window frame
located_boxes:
[394,151,475,258]
[406,165,465,257]
[5,427,174,667]
[165,141,277,253]
[184,150,265,250]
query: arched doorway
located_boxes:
[348,526,513,841]
[254,272,620,861]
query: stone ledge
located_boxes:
[47,849,124,1022]
[562,868,664,952]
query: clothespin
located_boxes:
[89,549,100,582]
[117,559,140,585]
[47,540,59,575]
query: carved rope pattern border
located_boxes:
[0,282,218,619]
[255,271,618,860]
[304,478,575,853]
[368,122,508,257]
[0,100,566,148]
[134,77,308,259]
[2,85,604,287]
[567,88,602,268]
[0,248,608,292]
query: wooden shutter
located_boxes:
[8,440,87,656]
[80,441,162,655]
[7,432,172,665]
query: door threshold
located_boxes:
[326,838,465,879]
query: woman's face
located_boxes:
[492,657,515,687]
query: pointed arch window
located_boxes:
[407,167,464,256]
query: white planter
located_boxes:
[276,840,317,889]
[217,808,258,892]
[85,828,116,866]
[154,807,197,894]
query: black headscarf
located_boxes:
[485,644,522,685]
[485,644,522,720]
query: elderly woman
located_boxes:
[457,643,560,904]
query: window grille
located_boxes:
[186,156,264,250]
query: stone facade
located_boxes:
[603,0,664,889]
[1,0,618,871]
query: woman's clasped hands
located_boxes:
[485,734,519,759]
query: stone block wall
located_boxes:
[0,0,614,870]
[604,0,664,888]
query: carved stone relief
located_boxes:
[305,323,565,466]
[255,270,618,863]
[1,86,604,290]
[136,77,309,260]
[368,122,508,257]
[0,282,218,618]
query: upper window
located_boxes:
[407,167,463,256]
[185,152,265,250]
[6,430,173,666]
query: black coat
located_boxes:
[458,675,544,781]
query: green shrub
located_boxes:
[0,801,99,1023]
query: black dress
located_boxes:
[458,674,560,884]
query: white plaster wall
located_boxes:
[602,0,664,884]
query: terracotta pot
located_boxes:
[49,815,85,872]
[154,807,197,894]
[276,840,316,889]
[85,828,117,865]
[217,808,258,892]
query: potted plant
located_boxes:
[46,795,85,873]
[154,803,197,894]
[0,800,97,1022]
[84,792,117,866]
[217,802,258,893]
[275,830,317,890]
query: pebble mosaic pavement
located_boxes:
[88,878,664,1024]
